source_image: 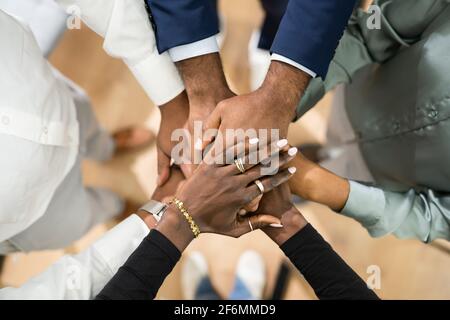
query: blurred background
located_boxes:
[0,0,449,299]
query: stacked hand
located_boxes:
[154,141,299,251]
[203,61,309,143]
[154,54,314,237]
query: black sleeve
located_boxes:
[281,224,379,300]
[96,230,181,300]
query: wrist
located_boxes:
[265,206,308,246]
[259,61,311,121]
[136,211,158,230]
[176,53,232,107]
[155,205,194,252]
[160,92,189,123]
[304,170,349,212]
[314,174,349,212]
[189,85,232,109]
[290,156,350,212]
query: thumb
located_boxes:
[157,147,171,187]
[201,107,222,150]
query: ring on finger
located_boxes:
[254,179,264,194]
[234,157,245,174]
[248,218,254,232]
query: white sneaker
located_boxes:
[248,31,271,91]
[235,250,266,300]
[181,251,209,300]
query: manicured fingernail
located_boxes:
[239,209,247,216]
[270,224,284,228]
[170,158,175,166]
[276,139,288,148]
[249,137,259,145]
[288,147,298,156]
[194,138,203,150]
[288,167,297,174]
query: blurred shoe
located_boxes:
[248,31,271,91]
[182,251,209,300]
[113,127,155,153]
[235,250,266,300]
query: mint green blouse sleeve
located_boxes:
[341,181,450,243]
[296,0,450,120]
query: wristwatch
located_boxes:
[138,200,168,222]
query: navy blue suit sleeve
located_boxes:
[258,0,289,50]
[146,0,219,53]
[271,0,356,78]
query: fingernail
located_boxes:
[269,224,284,228]
[239,209,247,216]
[276,139,288,148]
[170,158,175,166]
[194,138,203,150]
[288,167,297,174]
[288,147,298,156]
[249,137,259,145]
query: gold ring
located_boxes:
[248,218,254,231]
[234,158,245,173]
[254,180,264,194]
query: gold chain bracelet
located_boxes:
[171,198,201,238]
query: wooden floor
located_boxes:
[1,0,449,299]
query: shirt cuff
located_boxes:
[92,214,150,276]
[168,36,219,62]
[125,53,185,106]
[341,181,387,237]
[271,54,317,78]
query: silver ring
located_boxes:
[254,180,264,194]
[234,158,245,173]
[248,218,254,232]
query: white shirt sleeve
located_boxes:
[166,34,316,79]
[271,54,317,78]
[168,36,219,62]
[0,215,149,300]
[54,0,184,106]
